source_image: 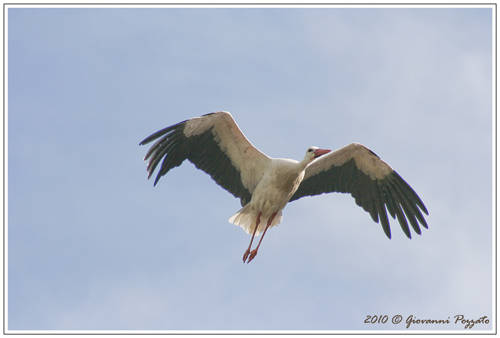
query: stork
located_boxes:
[140,111,428,263]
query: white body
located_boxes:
[229,158,308,235]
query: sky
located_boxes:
[7,6,494,332]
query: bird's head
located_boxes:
[304,146,331,163]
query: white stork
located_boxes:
[140,111,428,263]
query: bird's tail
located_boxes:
[228,205,283,235]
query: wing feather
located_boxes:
[375,183,391,238]
[140,112,271,206]
[290,143,428,238]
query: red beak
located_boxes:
[313,148,331,158]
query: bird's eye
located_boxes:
[308,149,313,152]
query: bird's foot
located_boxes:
[247,249,258,263]
[242,249,251,263]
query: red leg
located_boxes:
[243,212,261,263]
[247,211,277,263]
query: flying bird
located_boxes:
[140,111,428,263]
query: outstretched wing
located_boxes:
[140,111,271,206]
[290,143,428,239]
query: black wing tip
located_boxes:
[143,170,160,187]
[387,170,430,231]
[382,225,392,239]
[139,120,189,186]
[139,132,162,146]
[139,134,154,146]
[390,171,429,211]
[139,120,188,146]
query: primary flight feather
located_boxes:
[140,111,429,263]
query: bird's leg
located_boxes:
[243,212,261,263]
[247,211,277,263]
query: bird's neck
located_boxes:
[299,158,312,170]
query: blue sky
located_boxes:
[7,6,493,331]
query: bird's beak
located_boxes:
[313,148,331,158]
